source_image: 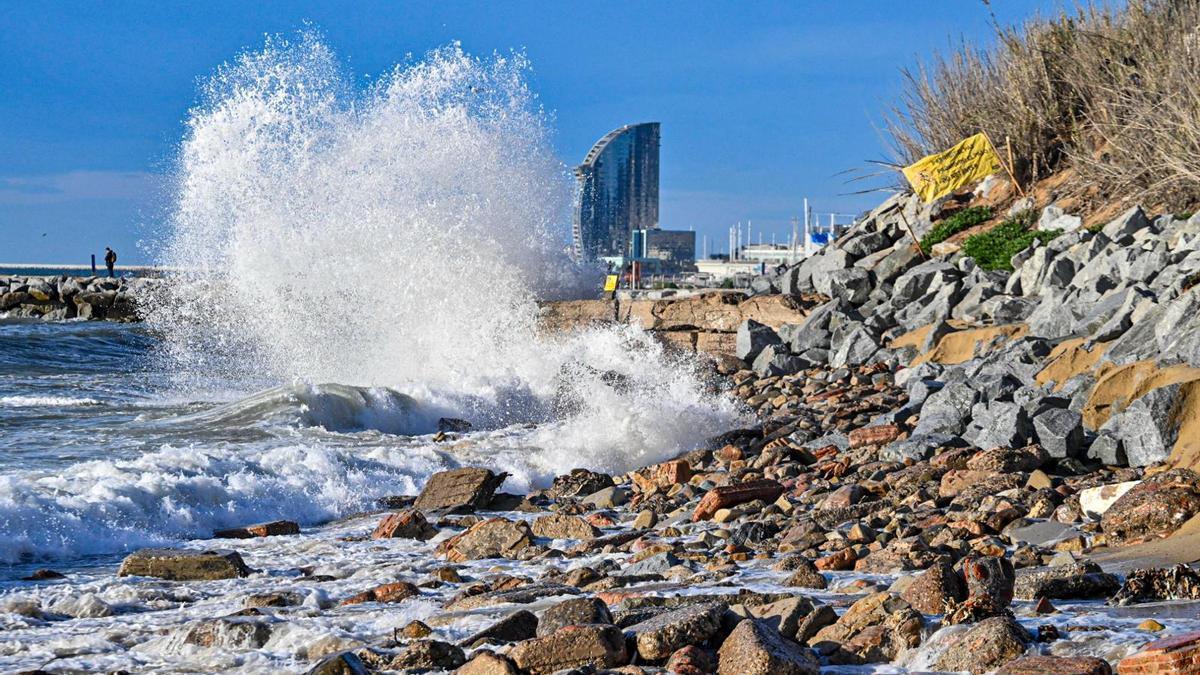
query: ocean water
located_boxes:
[0,34,742,571]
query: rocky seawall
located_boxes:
[10,192,1200,673]
[0,275,150,321]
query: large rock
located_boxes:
[1032,407,1085,459]
[997,655,1111,674]
[537,597,611,637]
[900,561,965,615]
[508,624,629,674]
[117,548,251,581]
[213,520,300,539]
[415,467,508,512]
[547,469,614,499]
[933,614,1030,673]
[736,319,782,363]
[1013,562,1119,600]
[718,618,820,675]
[530,514,599,540]
[827,267,872,305]
[736,595,835,643]
[1078,480,1139,519]
[1101,205,1150,244]
[306,652,369,675]
[371,509,437,540]
[693,480,784,521]
[1102,385,1182,467]
[461,610,539,647]
[435,518,534,561]
[181,615,273,649]
[626,601,726,660]
[1117,630,1200,674]
[1101,469,1200,545]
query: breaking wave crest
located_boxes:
[0,33,744,564]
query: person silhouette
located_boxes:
[104,247,117,277]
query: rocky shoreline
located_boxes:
[10,191,1200,673]
[0,275,147,321]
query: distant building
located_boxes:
[573,122,661,261]
[634,229,695,274]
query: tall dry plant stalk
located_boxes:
[886,0,1200,210]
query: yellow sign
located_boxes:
[902,133,1003,203]
[603,274,619,292]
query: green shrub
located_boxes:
[961,210,1060,271]
[920,205,993,254]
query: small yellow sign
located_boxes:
[902,133,1004,203]
[603,274,619,292]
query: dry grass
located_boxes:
[886,0,1200,212]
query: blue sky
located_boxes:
[0,0,1069,264]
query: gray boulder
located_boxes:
[1102,205,1151,244]
[1032,407,1085,459]
[736,319,782,363]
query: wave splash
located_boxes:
[0,34,744,564]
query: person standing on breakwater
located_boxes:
[104,247,117,277]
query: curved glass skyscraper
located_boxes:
[572,122,660,261]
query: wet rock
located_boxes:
[246,591,305,608]
[783,558,827,590]
[305,651,369,675]
[718,618,820,674]
[401,621,433,639]
[182,615,273,649]
[737,595,835,643]
[810,591,911,646]
[371,508,437,540]
[900,561,965,615]
[461,610,539,646]
[213,520,300,539]
[619,551,681,576]
[415,467,508,512]
[445,583,579,611]
[508,624,630,674]
[117,548,251,581]
[1117,629,1200,674]
[455,650,520,674]
[997,655,1111,674]
[693,479,785,521]
[547,469,615,499]
[530,514,599,540]
[626,601,726,660]
[436,518,534,561]
[582,486,630,509]
[1101,469,1200,545]
[21,569,65,581]
[946,556,1015,624]
[388,640,465,671]
[1110,565,1200,605]
[666,645,718,675]
[1013,562,1119,600]
[537,597,611,637]
[340,581,418,606]
[933,614,1030,673]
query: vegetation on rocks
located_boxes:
[962,210,1060,271]
[887,0,1200,209]
[919,205,993,254]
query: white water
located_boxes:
[0,34,742,565]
